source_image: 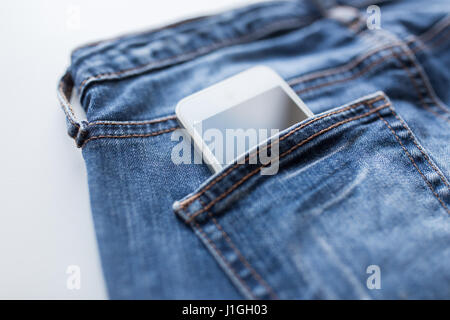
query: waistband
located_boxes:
[68,0,392,101]
[58,0,401,146]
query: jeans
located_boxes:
[58,0,450,299]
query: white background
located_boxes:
[0,0,263,299]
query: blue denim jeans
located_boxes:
[58,0,450,299]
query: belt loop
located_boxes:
[57,72,88,147]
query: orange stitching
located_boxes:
[199,199,278,299]
[289,17,448,88]
[191,220,256,299]
[87,115,177,126]
[295,52,396,95]
[386,105,450,188]
[81,127,178,147]
[389,49,450,122]
[286,20,448,90]
[407,15,450,46]
[411,29,450,54]
[419,16,450,43]
[394,47,450,116]
[373,108,450,214]
[185,103,390,222]
[295,35,449,121]
[177,95,385,208]
[288,43,402,86]
[293,25,450,98]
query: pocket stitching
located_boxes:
[199,198,278,299]
[388,107,449,188]
[389,48,450,122]
[190,219,257,299]
[178,95,386,209]
[372,105,450,214]
[184,100,391,223]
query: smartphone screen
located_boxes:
[194,86,309,165]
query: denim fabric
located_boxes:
[58,0,450,299]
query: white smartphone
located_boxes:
[175,66,314,173]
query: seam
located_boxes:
[191,220,256,299]
[288,42,402,86]
[406,15,450,49]
[87,114,177,126]
[185,102,390,222]
[410,29,450,54]
[389,49,450,122]
[373,107,450,214]
[356,20,450,119]
[293,43,449,111]
[416,15,450,43]
[199,198,278,299]
[81,127,178,147]
[294,51,397,95]
[289,16,450,92]
[177,95,385,208]
[397,45,450,115]
[387,106,450,188]
[77,17,313,94]
[395,46,450,116]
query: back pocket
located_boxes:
[173,91,450,299]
